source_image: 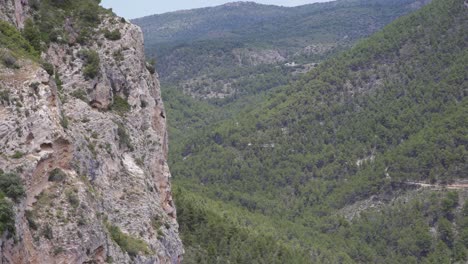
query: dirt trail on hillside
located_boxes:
[406,181,468,190]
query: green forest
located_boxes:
[160,0,468,262]
[1,0,467,262]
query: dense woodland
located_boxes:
[159,0,468,262]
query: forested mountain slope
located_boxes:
[135,0,430,98]
[167,0,468,262]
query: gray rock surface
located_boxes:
[0,8,183,264]
[0,0,28,28]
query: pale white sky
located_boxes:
[101,0,332,19]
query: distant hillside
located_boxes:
[134,0,430,90]
[167,0,468,262]
[133,1,288,43]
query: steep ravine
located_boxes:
[0,1,183,263]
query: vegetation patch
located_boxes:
[66,189,80,208]
[0,50,19,69]
[22,18,42,52]
[48,168,67,182]
[0,89,10,105]
[116,122,133,151]
[146,61,155,75]
[0,197,15,237]
[11,151,25,159]
[79,49,100,79]
[25,210,38,230]
[0,172,25,202]
[42,224,53,240]
[0,171,25,237]
[25,0,108,48]
[104,29,121,41]
[60,112,69,129]
[111,95,130,115]
[105,221,152,257]
[71,89,88,102]
[0,20,38,59]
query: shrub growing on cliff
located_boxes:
[0,171,25,237]
[0,171,25,202]
[79,49,100,79]
[111,95,131,115]
[41,61,54,75]
[11,151,24,159]
[22,19,42,52]
[146,59,156,74]
[48,168,67,182]
[104,29,121,41]
[60,112,69,129]
[105,221,152,257]
[116,122,133,151]
[0,20,38,58]
[0,197,15,237]
[0,51,19,69]
[66,190,80,208]
[0,89,10,105]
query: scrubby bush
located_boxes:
[79,49,100,79]
[42,224,53,239]
[104,29,121,41]
[0,171,24,237]
[111,95,130,115]
[30,0,40,10]
[22,19,42,52]
[146,59,156,74]
[77,2,101,26]
[55,72,63,91]
[71,89,88,102]
[11,151,24,159]
[66,190,80,208]
[0,51,18,68]
[146,63,155,75]
[60,112,69,129]
[41,61,54,75]
[25,210,38,230]
[76,28,91,45]
[105,222,152,256]
[0,89,10,104]
[0,171,25,202]
[0,197,15,237]
[116,122,133,151]
[0,20,38,58]
[48,168,67,182]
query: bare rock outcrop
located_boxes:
[0,6,183,264]
[0,0,28,28]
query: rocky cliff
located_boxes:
[0,1,183,263]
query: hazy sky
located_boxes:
[101,0,332,19]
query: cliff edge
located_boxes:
[0,0,183,263]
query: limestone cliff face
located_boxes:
[0,4,183,264]
[0,0,28,28]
